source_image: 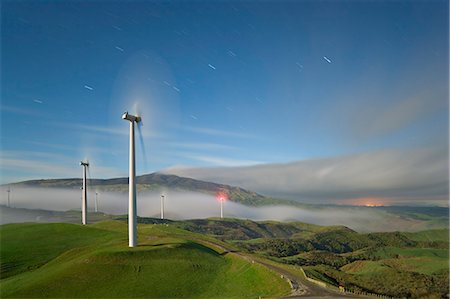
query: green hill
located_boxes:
[177,218,328,240]
[167,217,449,298]
[0,221,289,298]
[1,212,448,298]
[0,206,116,225]
[404,229,449,242]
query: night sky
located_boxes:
[1,1,448,205]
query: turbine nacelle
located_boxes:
[80,161,89,166]
[122,111,141,123]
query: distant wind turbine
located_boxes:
[95,192,99,213]
[6,187,10,207]
[161,194,165,219]
[80,161,89,225]
[217,191,227,219]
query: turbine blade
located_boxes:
[133,102,142,118]
[87,164,92,190]
[136,123,148,174]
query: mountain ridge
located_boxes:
[5,173,300,207]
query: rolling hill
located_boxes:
[165,217,449,298]
[1,214,448,298]
[7,173,298,207]
[0,205,116,225]
[0,221,290,298]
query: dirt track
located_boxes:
[189,237,363,298]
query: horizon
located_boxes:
[2,173,449,208]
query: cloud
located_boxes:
[0,105,45,117]
[64,123,157,138]
[167,142,237,151]
[75,124,127,136]
[0,151,124,184]
[349,93,446,140]
[325,65,449,145]
[24,141,123,155]
[181,154,262,167]
[163,147,449,204]
[37,121,130,138]
[182,126,257,139]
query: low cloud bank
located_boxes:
[0,187,438,232]
[163,147,449,205]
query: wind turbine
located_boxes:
[6,187,10,207]
[80,161,89,225]
[122,111,141,247]
[217,191,227,219]
[95,192,99,213]
[160,194,165,219]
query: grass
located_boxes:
[340,260,391,275]
[404,229,449,242]
[1,216,448,298]
[0,221,289,298]
[373,246,449,259]
[382,256,448,275]
[0,222,119,279]
[303,266,338,286]
[4,243,241,298]
[305,263,448,298]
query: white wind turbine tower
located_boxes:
[6,187,11,207]
[80,161,89,225]
[122,111,141,247]
[95,192,99,213]
[160,194,165,219]
[217,192,227,219]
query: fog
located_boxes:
[0,187,430,232]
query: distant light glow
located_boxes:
[357,197,385,207]
[216,191,228,202]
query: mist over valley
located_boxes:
[1,173,447,232]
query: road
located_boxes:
[255,259,363,298]
[188,236,363,298]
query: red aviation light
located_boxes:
[216,191,228,202]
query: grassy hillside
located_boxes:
[172,218,449,298]
[375,206,448,220]
[0,223,119,279]
[1,213,448,298]
[177,218,327,240]
[0,221,289,298]
[0,206,116,225]
[404,229,449,242]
